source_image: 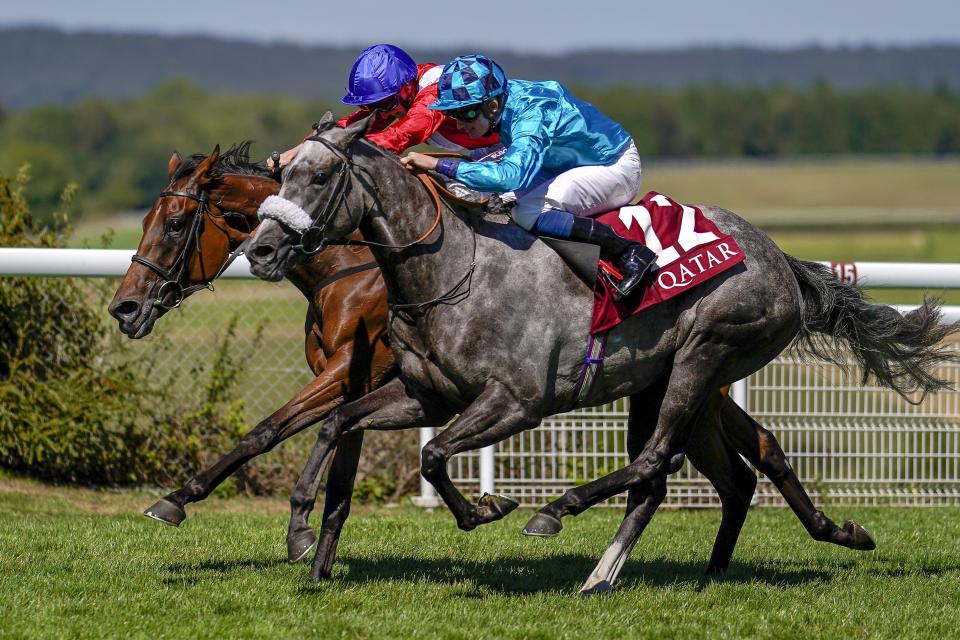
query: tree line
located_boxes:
[1,79,958,221]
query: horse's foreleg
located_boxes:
[720,399,876,551]
[297,379,452,581]
[420,383,538,532]
[143,354,355,527]
[286,431,364,568]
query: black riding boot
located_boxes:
[569,216,657,300]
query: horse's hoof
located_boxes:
[522,512,562,537]
[579,579,614,596]
[668,453,686,474]
[287,529,318,564]
[843,520,876,551]
[143,498,186,526]
[478,493,520,519]
[308,562,330,582]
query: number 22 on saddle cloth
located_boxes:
[590,192,746,335]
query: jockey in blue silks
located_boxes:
[401,54,656,299]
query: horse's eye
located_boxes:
[167,218,185,233]
[312,171,328,186]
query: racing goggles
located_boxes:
[447,104,484,122]
[361,94,402,113]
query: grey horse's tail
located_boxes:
[785,254,958,400]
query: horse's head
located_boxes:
[248,111,374,281]
[109,143,276,338]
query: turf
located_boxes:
[1,479,958,639]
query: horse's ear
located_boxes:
[190,145,221,186]
[167,151,182,180]
[328,112,375,150]
[317,110,335,129]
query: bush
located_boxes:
[0,167,421,502]
[0,167,257,488]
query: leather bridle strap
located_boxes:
[295,138,460,254]
[311,261,379,295]
[131,189,244,309]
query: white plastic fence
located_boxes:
[2,248,959,507]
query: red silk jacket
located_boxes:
[335,64,500,154]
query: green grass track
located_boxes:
[1,479,958,639]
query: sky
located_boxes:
[2,0,959,53]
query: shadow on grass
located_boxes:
[293,553,840,596]
[160,551,960,594]
[162,558,287,585]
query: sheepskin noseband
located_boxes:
[257,195,313,233]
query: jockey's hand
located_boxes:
[400,152,438,172]
[267,146,301,171]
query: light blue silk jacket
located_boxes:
[452,79,632,193]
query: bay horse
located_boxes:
[108,139,879,584]
[246,114,954,592]
[107,143,394,571]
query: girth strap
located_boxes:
[312,261,379,295]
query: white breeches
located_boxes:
[512,140,642,231]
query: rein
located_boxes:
[388,168,487,313]
[294,136,486,255]
[131,189,248,310]
[290,136,488,315]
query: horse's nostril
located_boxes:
[111,300,140,320]
[252,244,275,259]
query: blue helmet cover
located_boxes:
[342,44,418,105]
[430,55,506,111]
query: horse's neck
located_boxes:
[286,246,374,302]
[357,155,475,301]
[210,174,316,301]
[211,174,278,240]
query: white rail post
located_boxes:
[411,426,440,508]
[731,378,749,413]
[479,445,495,496]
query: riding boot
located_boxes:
[569,216,657,300]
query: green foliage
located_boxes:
[0,80,333,222]
[2,80,959,222]
[0,169,269,490]
[581,83,960,159]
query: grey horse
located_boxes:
[246,114,955,593]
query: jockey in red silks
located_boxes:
[268,44,501,169]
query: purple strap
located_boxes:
[574,333,607,403]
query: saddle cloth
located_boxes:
[590,191,746,334]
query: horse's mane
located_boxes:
[172,141,273,181]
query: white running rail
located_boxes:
[2,248,958,506]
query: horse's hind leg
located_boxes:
[578,382,680,594]
[527,346,724,531]
[685,391,757,574]
[580,474,668,595]
[719,398,876,551]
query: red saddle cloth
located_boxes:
[590,191,746,334]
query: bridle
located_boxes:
[290,135,485,314]
[293,135,444,256]
[131,188,249,310]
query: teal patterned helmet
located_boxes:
[429,55,506,111]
